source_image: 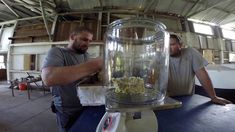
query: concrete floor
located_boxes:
[0,81,58,132]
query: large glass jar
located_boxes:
[104,18,169,104]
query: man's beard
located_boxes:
[76,48,87,54]
[73,44,87,54]
[170,50,181,57]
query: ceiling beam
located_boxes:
[14,0,55,9]
[0,20,16,25]
[185,0,201,16]
[98,0,103,9]
[187,0,232,17]
[12,6,43,24]
[1,0,20,18]
[144,0,157,13]
[180,0,190,15]
[214,13,230,24]
[12,5,39,17]
[0,18,7,21]
[167,0,176,12]
[0,12,15,20]
[0,10,16,19]
[13,0,56,15]
[217,2,235,24]
[219,16,235,25]
[154,0,160,12]
[144,0,158,13]
[0,2,40,24]
[183,0,235,14]
[39,0,52,41]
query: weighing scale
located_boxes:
[96,89,182,132]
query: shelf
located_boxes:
[0,50,8,54]
[91,41,104,45]
[8,34,49,40]
[9,70,41,74]
[10,41,103,47]
[9,36,30,40]
[10,52,47,55]
[10,41,67,46]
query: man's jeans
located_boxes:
[55,108,82,132]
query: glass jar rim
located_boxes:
[107,17,167,32]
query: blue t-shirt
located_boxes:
[42,47,88,114]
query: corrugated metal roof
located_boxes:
[0,0,235,29]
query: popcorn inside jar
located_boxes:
[112,77,145,94]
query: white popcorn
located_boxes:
[112,77,145,94]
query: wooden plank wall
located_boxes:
[10,23,52,43]
[54,20,98,41]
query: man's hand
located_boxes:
[42,57,103,86]
[196,68,232,106]
[211,96,232,105]
[89,57,103,71]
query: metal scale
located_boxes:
[96,18,181,132]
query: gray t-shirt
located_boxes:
[42,47,88,114]
[167,48,208,96]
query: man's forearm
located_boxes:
[42,58,102,86]
[200,76,217,99]
[196,68,232,105]
[195,68,217,99]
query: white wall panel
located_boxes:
[0,27,14,51]
[12,55,24,70]
[232,41,235,51]
[38,54,46,70]
[12,45,51,54]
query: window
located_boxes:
[0,55,5,69]
[193,23,213,35]
[0,27,14,51]
[221,29,235,40]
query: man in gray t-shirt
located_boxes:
[168,34,231,105]
[41,27,103,132]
